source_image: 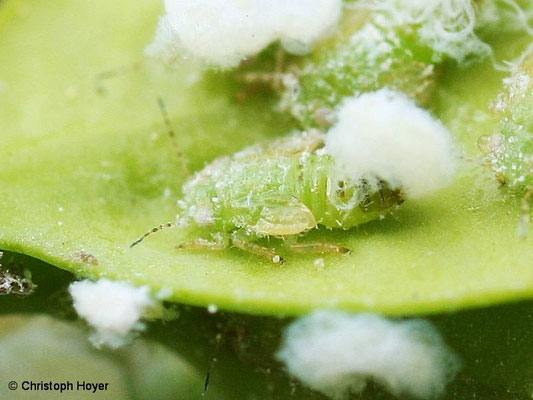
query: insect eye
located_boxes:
[361,195,374,210]
[328,179,360,211]
[336,181,346,198]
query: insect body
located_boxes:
[258,0,492,128]
[132,130,403,262]
[480,47,533,236]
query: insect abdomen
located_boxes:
[181,146,402,235]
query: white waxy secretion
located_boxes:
[277,311,461,399]
[147,0,343,67]
[371,0,491,65]
[69,279,155,348]
[325,89,456,199]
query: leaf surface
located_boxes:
[1,0,532,315]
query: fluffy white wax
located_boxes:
[146,0,343,67]
[277,311,461,399]
[324,89,456,198]
[69,279,155,348]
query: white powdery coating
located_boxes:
[372,0,491,65]
[69,279,154,349]
[324,89,456,198]
[493,71,531,112]
[277,311,461,399]
[146,0,343,68]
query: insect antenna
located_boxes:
[130,222,177,248]
[157,97,191,177]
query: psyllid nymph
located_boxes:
[132,89,456,262]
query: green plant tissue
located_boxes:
[0,0,532,316]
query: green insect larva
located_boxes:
[274,0,492,128]
[479,46,533,235]
[131,90,456,262]
[132,130,402,263]
[481,46,533,187]
[148,1,492,130]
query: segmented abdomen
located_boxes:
[180,156,304,232]
[181,151,401,233]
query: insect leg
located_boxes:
[231,232,284,263]
[236,47,292,102]
[285,242,351,254]
[177,234,229,251]
[239,47,286,90]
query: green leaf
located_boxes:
[1,0,533,316]
[4,253,533,399]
